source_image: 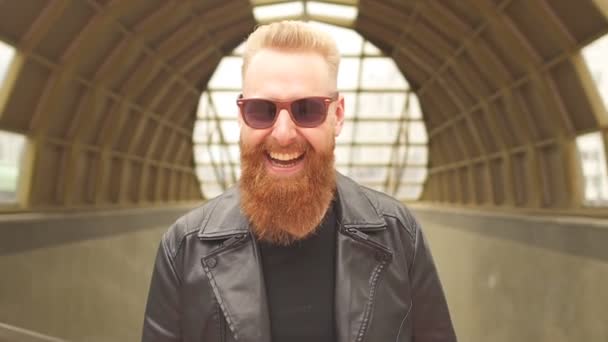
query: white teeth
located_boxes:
[269,152,303,161]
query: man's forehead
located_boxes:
[242,50,335,98]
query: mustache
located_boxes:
[240,138,310,156]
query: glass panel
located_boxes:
[207,57,242,89]
[349,166,387,183]
[232,41,246,56]
[400,167,427,183]
[357,93,406,118]
[221,164,234,183]
[195,144,227,164]
[254,2,304,21]
[210,91,240,118]
[336,165,349,175]
[336,121,354,144]
[0,41,15,87]
[396,184,423,200]
[309,21,362,54]
[307,2,358,21]
[220,120,240,143]
[196,165,220,182]
[406,146,428,165]
[406,94,423,119]
[337,57,360,90]
[354,122,399,143]
[194,144,206,162]
[408,121,428,143]
[341,91,356,117]
[582,33,608,113]
[229,144,240,163]
[363,41,382,56]
[335,145,351,165]
[197,92,211,118]
[350,146,392,164]
[193,120,215,144]
[209,127,223,144]
[0,130,25,203]
[396,142,408,165]
[201,183,224,199]
[576,132,608,206]
[360,58,409,90]
[364,183,385,192]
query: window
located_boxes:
[193,20,429,200]
[252,1,359,26]
[582,33,608,114]
[576,132,608,206]
[0,130,26,204]
[306,2,358,21]
[0,40,16,89]
[253,2,304,22]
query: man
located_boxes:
[142,21,456,342]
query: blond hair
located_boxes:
[241,21,341,83]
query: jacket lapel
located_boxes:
[334,174,394,342]
[198,188,272,342]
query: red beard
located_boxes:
[239,138,336,245]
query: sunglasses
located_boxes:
[236,94,338,129]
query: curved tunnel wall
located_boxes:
[357,0,608,213]
[0,1,607,215]
[0,0,255,210]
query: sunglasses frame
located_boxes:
[236,93,339,129]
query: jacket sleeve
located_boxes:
[142,234,182,342]
[410,222,457,342]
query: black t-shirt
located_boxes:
[257,204,337,342]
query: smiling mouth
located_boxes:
[267,151,305,168]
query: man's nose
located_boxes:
[270,109,297,146]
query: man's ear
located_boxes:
[333,95,345,137]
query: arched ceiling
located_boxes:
[353,0,608,213]
[0,0,607,215]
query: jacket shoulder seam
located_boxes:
[173,228,199,258]
[161,233,184,285]
[382,212,417,241]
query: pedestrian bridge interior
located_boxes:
[0,1,607,341]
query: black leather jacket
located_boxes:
[142,174,457,342]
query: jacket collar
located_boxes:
[197,172,386,239]
[333,172,386,231]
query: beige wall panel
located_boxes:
[0,211,182,341]
[416,208,608,342]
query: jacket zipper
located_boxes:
[344,227,391,342]
[203,233,249,342]
[218,305,226,342]
[204,233,249,260]
[345,228,392,256]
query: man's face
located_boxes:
[239,48,344,177]
[238,48,345,245]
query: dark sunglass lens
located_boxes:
[291,98,326,127]
[244,100,276,128]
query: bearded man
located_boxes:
[142,21,457,342]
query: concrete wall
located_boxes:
[414,205,608,342]
[0,206,193,342]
